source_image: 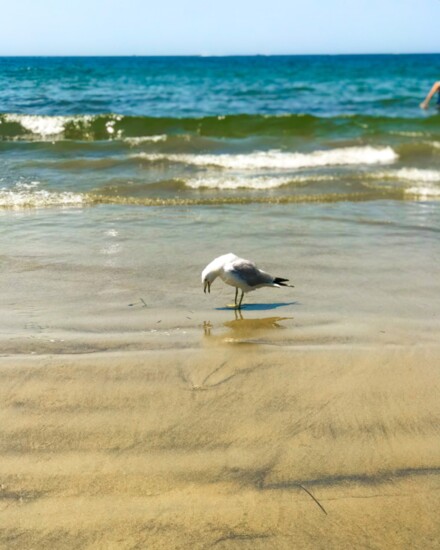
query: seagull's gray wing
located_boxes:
[228,260,273,287]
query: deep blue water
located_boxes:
[1,54,440,117]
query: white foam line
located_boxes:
[0,189,85,208]
[136,146,398,170]
[124,135,168,145]
[184,174,333,190]
[394,168,440,183]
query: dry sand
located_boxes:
[1,338,440,549]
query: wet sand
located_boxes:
[1,342,439,549]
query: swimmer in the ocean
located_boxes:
[420,81,440,109]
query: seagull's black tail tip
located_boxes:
[274,277,293,287]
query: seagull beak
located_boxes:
[204,281,211,293]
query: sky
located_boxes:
[2,0,440,56]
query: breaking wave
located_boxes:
[1,112,439,141]
[136,146,398,170]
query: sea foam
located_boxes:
[137,146,398,170]
[372,168,440,199]
[184,175,331,190]
[395,168,440,183]
[5,114,67,136]
[124,135,168,145]
[0,188,85,208]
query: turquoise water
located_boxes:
[1,55,440,117]
[1,55,440,206]
[1,55,440,349]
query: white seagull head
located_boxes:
[201,252,238,293]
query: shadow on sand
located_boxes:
[216,301,298,312]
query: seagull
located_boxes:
[201,253,293,309]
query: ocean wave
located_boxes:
[366,168,440,184]
[394,168,440,183]
[185,169,440,190]
[0,188,85,208]
[405,186,440,198]
[1,112,439,141]
[88,192,393,206]
[4,114,68,136]
[184,175,331,190]
[185,176,292,190]
[123,135,168,145]
[138,146,398,170]
[2,186,439,208]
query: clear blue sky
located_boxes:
[2,0,440,56]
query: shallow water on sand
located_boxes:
[1,200,439,353]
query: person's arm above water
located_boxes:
[420,81,440,109]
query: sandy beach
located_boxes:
[1,340,439,549]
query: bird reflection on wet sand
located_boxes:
[203,308,292,342]
[188,311,292,392]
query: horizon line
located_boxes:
[0,51,440,58]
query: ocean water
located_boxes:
[1,55,440,350]
[2,55,440,207]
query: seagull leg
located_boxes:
[234,308,243,320]
[234,288,238,306]
[238,291,244,309]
